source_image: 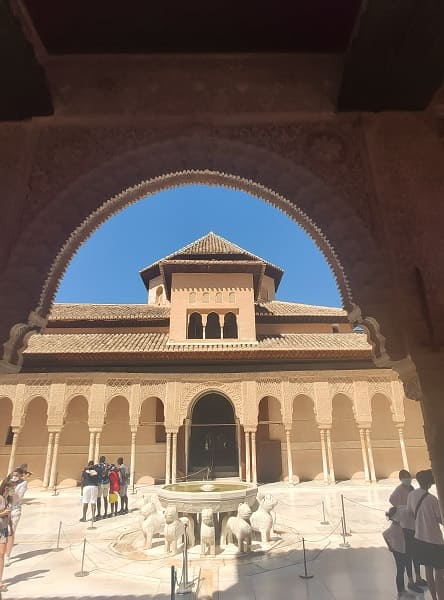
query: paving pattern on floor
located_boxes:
[1,480,437,599]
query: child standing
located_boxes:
[108,465,120,517]
[383,506,415,599]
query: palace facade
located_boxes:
[0,233,428,487]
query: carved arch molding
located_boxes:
[0,132,400,368]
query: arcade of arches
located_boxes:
[0,374,427,488]
[0,49,443,507]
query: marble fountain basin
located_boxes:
[157,481,258,513]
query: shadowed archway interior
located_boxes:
[189,393,238,476]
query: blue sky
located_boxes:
[55,185,341,307]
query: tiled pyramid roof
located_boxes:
[142,231,281,268]
[139,232,284,292]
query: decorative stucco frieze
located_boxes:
[105,378,134,401]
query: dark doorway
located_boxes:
[189,393,238,477]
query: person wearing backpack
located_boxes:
[407,470,444,600]
[117,457,130,515]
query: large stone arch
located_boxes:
[0,134,395,369]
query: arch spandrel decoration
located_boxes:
[23,379,51,404]
[368,378,404,423]
[65,379,92,408]
[287,379,316,423]
[179,381,242,427]
[140,380,167,404]
[105,378,134,403]
[256,379,284,413]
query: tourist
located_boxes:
[0,479,14,591]
[5,467,27,566]
[95,456,110,519]
[383,505,415,598]
[19,463,32,478]
[407,469,444,600]
[108,465,120,517]
[117,457,130,514]
[390,469,426,592]
[80,461,98,522]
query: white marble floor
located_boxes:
[1,480,437,599]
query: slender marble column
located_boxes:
[87,431,95,463]
[251,431,257,485]
[130,431,137,488]
[48,431,61,489]
[184,418,190,476]
[7,430,20,475]
[319,429,329,483]
[359,428,370,482]
[94,431,101,463]
[245,431,251,483]
[42,432,55,488]
[326,429,335,484]
[236,420,242,479]
[165,432,171,485]
[365,429,376,482]
[397,426,409,472]
[285,429,294,484]
[171,432,177,484]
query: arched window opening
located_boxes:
[188,312,203,339]
[332,324,340,333]
[223,312,238,338]
[155,285,164,305]
[206,312,221,339]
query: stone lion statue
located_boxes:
[250,494,278,543]
[139,495,165,550]
[222,502,252,553]
[200,507,216,557]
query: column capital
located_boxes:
[357,422,371,430]
[48,427,62,434]
[394,421,405,429]
[317,423,332,430]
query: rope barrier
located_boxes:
[342,495,386,513]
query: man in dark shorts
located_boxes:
[95,456,110,519]
[407,470,444,600]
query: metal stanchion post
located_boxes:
[74,538,89,577]
[55,520,63,551]
[299,538,314,579]
[52,472,59,496]
[340,494,351,536]
[320,501,330,525]
[339,517,351,549]
[177,523,193,594]
[171,565,176,600]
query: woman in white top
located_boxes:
[5,467,27,567]
[406,469,444,600]
[0,479,14,592]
